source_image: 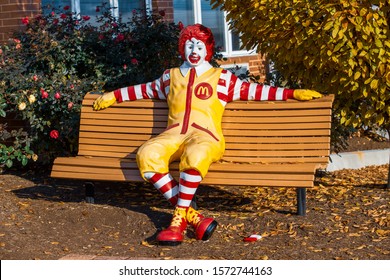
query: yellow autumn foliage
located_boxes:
[211,0,390,131]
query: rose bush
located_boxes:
[0,3,188,169]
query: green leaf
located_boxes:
[5,159,13,168]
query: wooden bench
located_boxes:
[51,93,334,215]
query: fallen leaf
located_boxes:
[141,241,155,248]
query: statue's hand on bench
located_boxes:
[293,89,322,101]
[93,92,116,110]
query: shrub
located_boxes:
[0,4,184,169]
[211,0,390,138]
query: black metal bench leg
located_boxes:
[297,188,306,216]
[190,195,198,210]
[84,182,95,204]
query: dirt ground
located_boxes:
[0,135,389,260]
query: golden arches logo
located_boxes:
[194,83,213,100]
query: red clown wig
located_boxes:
[178,24,215,62]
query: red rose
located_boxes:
[54,92,61,99]
[22,17,29,25]
[115,33,125,43]
[41,89,49,99]
[131,58,138,65]
[82,16,90,21]
[60,14,67,19]
[64,6,70,11]
[50,130,59,139]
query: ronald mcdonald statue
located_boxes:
[93,24,322,245]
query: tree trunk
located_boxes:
[387,129,390,189]
[387,150,390,189]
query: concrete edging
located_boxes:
[326,149,390,172]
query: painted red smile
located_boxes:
[188,53,200,64]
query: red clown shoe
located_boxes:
[187,207,218,241]
[156,207,187,245]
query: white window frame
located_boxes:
[186,0,255,58]
[70,0,152,19]
[222,13,257,57]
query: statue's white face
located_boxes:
[184,37,207,67]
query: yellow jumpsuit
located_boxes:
[137,67,225,179]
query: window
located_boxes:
[42,0,151,21]
[173,0,252,57]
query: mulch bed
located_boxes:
[0,134,388,260]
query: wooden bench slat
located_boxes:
[223,109,332,117]
[52,163,313,181]
[223,122,331,130]
[52,156,317,187]
[224,136,330,144]
[223,149,330,157]
[82,112,168,121]
[223,143,330,150]
[82,109,331,122]
[80,115,332,126]
[77,143,330,158]
[51,169,314,187]
[78,138,330,151]
[82,94,334,111]
[74,150,331,164]
[223,115,332,124]
[79,132,153,141]
[203,177,314,187]
[52,156,318,173]
[223,129,331,137]
[80,125,331,137]
[79,138,146,147]
[78,143,330,156]
[220,157,329,164]
[80,125,166,134]
[82,107,169,116]
[82,108,332,118]
[80,118,332,130]
[79,132,330,144]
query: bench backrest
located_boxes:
[79,93,334,168]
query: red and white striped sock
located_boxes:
[144,172,178,206]
[177,169,202,208]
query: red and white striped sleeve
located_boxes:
[217,69,294,106]
[113,69,171,102]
